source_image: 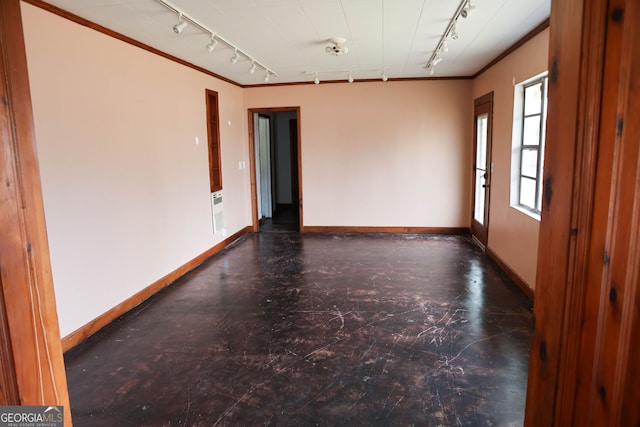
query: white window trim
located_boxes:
[510,71,548,219]
[512,204,541,221]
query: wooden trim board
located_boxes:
[301,226,470,234]
[473,18,550,78]
[486,247,534,300]
[61,226,252,352]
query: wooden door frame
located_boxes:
[247,107,302,232]
[470,92,494,247]
[524,0,605,423]
[0,0,71,423]
[524,0,640,424]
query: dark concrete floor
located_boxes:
[65,231,533,426]
[260,205,300,233]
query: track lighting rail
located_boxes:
[154,0,277,78]
[425,0,472,75]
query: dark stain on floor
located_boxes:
[64,232,533,426]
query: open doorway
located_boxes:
[248,107,301,232]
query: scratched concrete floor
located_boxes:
[64,232,533,426]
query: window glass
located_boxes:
[476,114,488,167]
[523,116,541,146]
[474,170,485,224]
[519,177,537,209]
[524,83,542,115]
[521,149,538,178]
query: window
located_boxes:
[512,74,548,215]
[206,90,222,192]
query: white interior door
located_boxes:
[257,114,272,218]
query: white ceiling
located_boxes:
[41,0,550,86]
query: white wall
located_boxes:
[244,81,473,228]
[472,29,550,289]
[21,3,252,336]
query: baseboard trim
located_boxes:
[486,246,534,301]
[61,226,252,352]
[301,226,470,234]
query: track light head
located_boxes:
[348,72,354,83]
[381,73,388,82]
[432,57,443,66]
[314,74,320,85]
[451,24,460,40]
[206,37,218,53]
[442,41,449,52]
[425,62,436,75]
[173,15,187,34]
[158,3,276,79]
[461,1,476,18]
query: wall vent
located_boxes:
[211,191,224,234]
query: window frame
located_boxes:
[515,74,548,215]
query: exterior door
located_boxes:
[471,92,494,247]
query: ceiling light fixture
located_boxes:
[249,61,257,74]
[156,0,276,81]
[424,0,471,77]
[461,0,476,18]
[325,37,349,56]
[307,69,399,83]
[264,70,270,82]
[451,23,460,40]
[173,14,187,34]
[230,49,239,64]
[206,35,218,52]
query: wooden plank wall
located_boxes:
[525,0,640,424]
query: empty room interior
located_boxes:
[1,0,639,425]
